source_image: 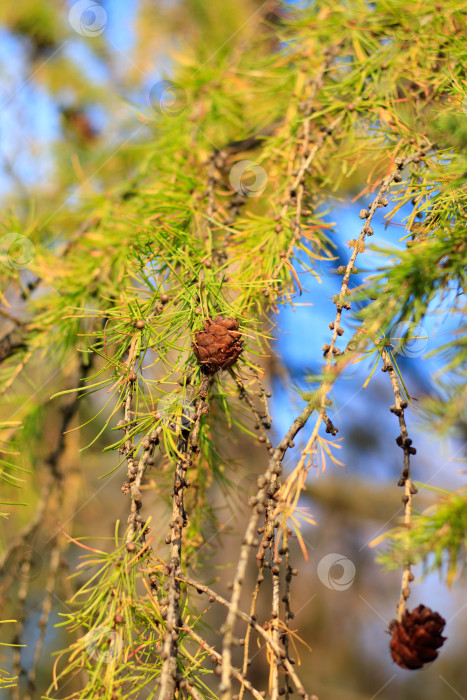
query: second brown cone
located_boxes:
[389,604,446,670]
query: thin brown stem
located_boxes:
[270,536,281,700]
[158,451,189,698]
[126,429,161,545]
[180,575,309,699]
[229,369,272,450]
[158,377,210,699]
[182,625,264,700]
[381,350,415,620]
[280,146,432,503]
[239,560,264,700]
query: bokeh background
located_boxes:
[0,1,465,699]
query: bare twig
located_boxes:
[239,560,265,700]
[279,146,432,503]
[180,574,310,699]
[381,350,416,620]
[282,530,293,700]
[125,427,161,544]
[229,369,272,450]
[181,625,264,700]
[270,525,281,700]
[158,449,189,698]
[158,377,210,699]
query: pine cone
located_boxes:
[389,604,446,670]
[193,316,243,375]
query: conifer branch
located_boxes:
[181,625,264,700]
[381,351,416,621]
[229,369,273,450]
[180,574,310,699]
[282,531,293,700]
[239,560,265,700]
[158,377,210,699]
[282,146,433,498]
[218,146,431,698]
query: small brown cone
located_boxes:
[193,316,243,374]
[389,604,446,670]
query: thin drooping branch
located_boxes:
[125,424,162,545]
[282,146,433,495]
[229,369,272,451]
[158,377,210,700]
[239,558,265,700]
[269,508,281,700]
[220,399,316,698]
[381,350,416,621]
[180,574,309,699]
[121,306,177,543]
[282,530,293,700]
[269,115,341,289]
[219,493,264,697]
[321,150,431,394]
[158,449,189,699]
[181,625,264,700]
[268,46,343,294]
